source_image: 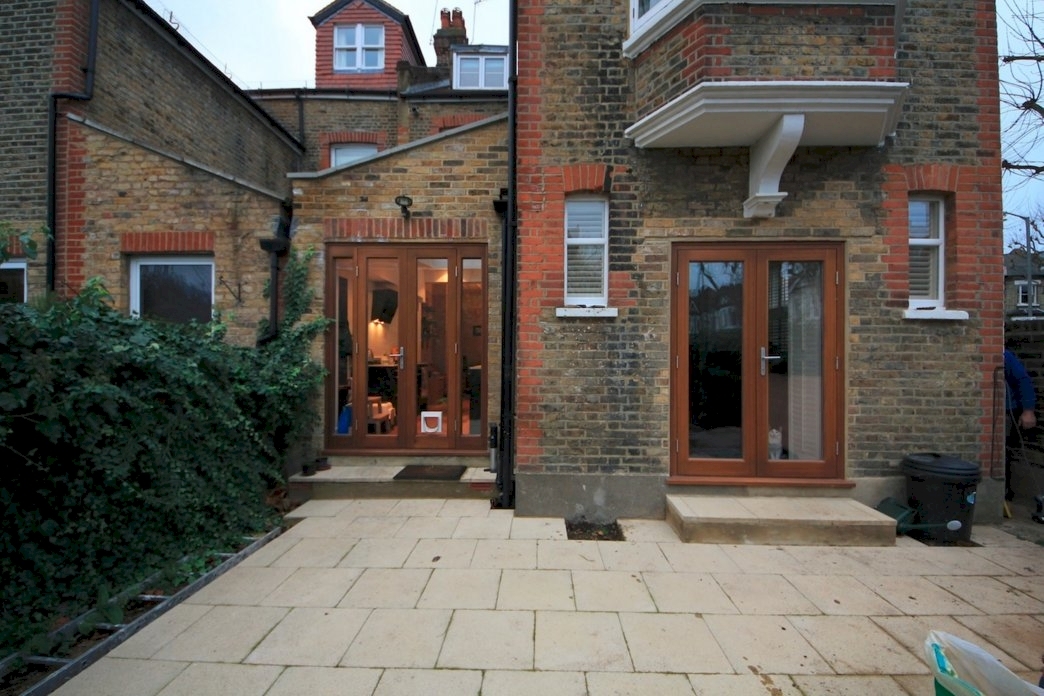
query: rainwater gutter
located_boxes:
[494,0,518,509]
[46,0,101,292]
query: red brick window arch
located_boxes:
[432,114,486,134]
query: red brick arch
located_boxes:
[431,114,487,134]
[319,131,386,169]
[120,232,214,254]
[561,163,613,195]
[903,163,960,192]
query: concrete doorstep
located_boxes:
[667,495,898,546]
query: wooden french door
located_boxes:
[671,243,843,480]
[326,245,487,452]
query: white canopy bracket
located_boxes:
[743,113,805,218]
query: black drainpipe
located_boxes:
[257,200,293,346]
[494,0,518,509]
[47,0,101,292]
[294,88,304,170]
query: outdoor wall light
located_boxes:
[395,194,413,219]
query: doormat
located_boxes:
[393,464,467,481]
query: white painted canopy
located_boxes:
[624,81,909,217]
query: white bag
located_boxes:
[924,630,1044,696]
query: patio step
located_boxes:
[288,456,495,502]
[666,495,897,546]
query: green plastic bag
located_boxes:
[925,630,1044,696]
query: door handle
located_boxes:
[389,346,405,370]
[760,346,781,376]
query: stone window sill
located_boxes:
[556,307,619,318]
[902,308,969,321]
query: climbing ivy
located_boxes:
[0,249,327,654]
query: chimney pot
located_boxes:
[433,6,469,69]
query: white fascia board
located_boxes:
[624,81,908,149]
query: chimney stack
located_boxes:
[433,6,468,69]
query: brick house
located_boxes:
[6,0,1007,522]
[0,0,303,344]
[509,0,1005,520]
[2,0,512,471]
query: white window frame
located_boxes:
[330,143,378,168]
[563,197,609,308]
[0,260,27,302]
[907,196,945,310]
[903,196,967,320]
[333,24,385,71]
[452,53,508,90]
[129,256,215,322]
[1016,279,1041,307]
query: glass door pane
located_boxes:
[674,244,840,480]
[333,258,355,438]
[417,258,449,439]
[687,261,745,460]
[365,257,401,439]
[765,261,823,463]
[461,258,485,438]
[326,245,488,452]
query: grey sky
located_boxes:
[142,0,509,88]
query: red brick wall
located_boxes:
[514,0,1004,481]
[634,4,897,118]
[54,120,87,295]
[79,127,280,345]
[45,0,302,301]
[291,117,508,429]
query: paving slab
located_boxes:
[264,667,382,696]
[245,607,369,666]
[534,611,633,672]
[51,658,187,696]
[436,609,534,670]
[152,605,288,663]
[154,662,281,696]
[340,608,451,669]
[417,568,501,609]
[338,567,432,608]
[480,670,587,696]
[497,569,576,610]
[618,612,732,673]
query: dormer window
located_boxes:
[334,24,384,71]
[453,52,507,90]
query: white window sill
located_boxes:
[902,308,969,321]
[556,307,619,318]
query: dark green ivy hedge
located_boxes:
[0,250,326,654]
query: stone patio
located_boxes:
[50,497,1044,696]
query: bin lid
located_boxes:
[901,452,982,482]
